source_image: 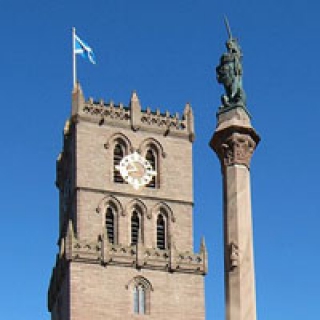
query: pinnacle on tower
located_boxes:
[71,81,85,116]
[130,90,141,131]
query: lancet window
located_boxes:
[127,276,152,315]
[131,210,140,245]
[113,141,126,183]
[105,206,115,244]
[145,147,158,188]
[133,284,146,314]
[156,212,167,250]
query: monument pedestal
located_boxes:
[210,106,260,320]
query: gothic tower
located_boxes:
[48,84,207,320]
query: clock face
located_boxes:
[115,152,157,190]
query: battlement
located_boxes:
[48,221,207,311]
[71,83,195,142]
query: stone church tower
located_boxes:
[48,84,207,320]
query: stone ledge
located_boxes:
[48,226,207,311]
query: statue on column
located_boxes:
[216,18,246,109]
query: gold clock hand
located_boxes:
[127,162,138,173]
[147,170,157,176]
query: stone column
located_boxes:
[210,106,260,320]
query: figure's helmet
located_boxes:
[226,38,242,56]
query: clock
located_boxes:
[115,151,157,190]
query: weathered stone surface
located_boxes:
[48,86,205,320]
[210,106,259,320]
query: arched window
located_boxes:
[127,276,152,315]
[105,206,115,244]
[145,148,158,188]
[157,213,166,250]
[133,284,146,314]
[113,141,125,183]
[131,210,140,245]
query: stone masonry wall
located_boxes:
[74,120,194,252]
[49,89,205,320]
[70,262,205,320]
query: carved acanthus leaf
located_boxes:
[221,132,256,168]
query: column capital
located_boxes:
[210,107,260,169]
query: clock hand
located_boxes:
[148,170,157,176]
[127,162,138,173]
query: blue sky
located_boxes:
[0,1,319,319]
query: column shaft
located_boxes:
[223,165,256,320]
[210,106,260,320]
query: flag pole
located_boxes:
[72,27,77,89]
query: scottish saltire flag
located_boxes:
[75,34,96,64]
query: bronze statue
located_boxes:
[216,18,246,109]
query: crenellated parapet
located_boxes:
[82,99,130,121]
[71,83,195,142]
[48,222,207,311]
